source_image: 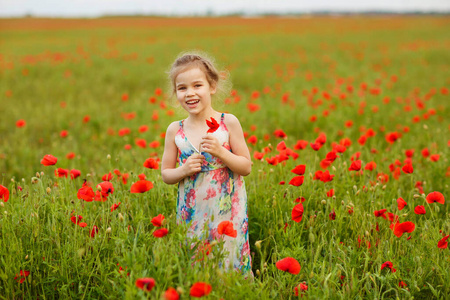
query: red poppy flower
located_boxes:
[190,282,212,297]
[41,154,57,166]
[131,180,153,193]
[294,282,308,297]
[399,281,407,288]
[414,205,426,215]
[206,117,219,133]
[70,215,87,227]
[385,132,401,144]
[135,277,155,291]
[319,170,334,183]
[266,156,278,166]
[139,125,148,133]
[374,209,387,219]
[70,169,81,179]
[291,165,306,175]
[0,185,9,202]
[60,130,68,138]
[397,198,407,210]
[91,225,99,238]
[364,161,377,171]
[348,160,362,171]
[77,183,95,202]
[329,209,336,220]
[135,138,147,148]
[164,287,180,300]
[291,203,304,222]
[102,172,113,181]
[380,261,396,273]
[326,189,334,197]
[289,176,304,187]
[66,152,75,159]
[393,221,415,237]
[217,221,237,238]
[149,141,160,148]
[276,257,301,274]
[143,158,159,169]
[426,191,445,204]
[110,202,121,212]
[274,129,287,138]
[54,168,69,178]
[402,163,413,174]
[276,141,287,151]
[325,151,338,162]
[151,214,165,227]
[294,140,308,150]
[14,270,30,283]
[247,103,260,112]
[16,119,26,128]
[98,181,114,195]
[405,149,414,157]
[430,154,440,162]
[310,142,321,151]
[253,151,264,160]
[247,135,257,145]
[437,235,449,249]
[153,228,168,238]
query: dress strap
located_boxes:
[179,120,184,128]
[220,113,225,123]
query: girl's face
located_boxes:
[175,68,216,115]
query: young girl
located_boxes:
[161,53,252,273]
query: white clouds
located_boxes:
[0,0,449,17]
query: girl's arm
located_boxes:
[161,122,204,184]
[200,114,252,176]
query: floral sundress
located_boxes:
[175,113,252,273]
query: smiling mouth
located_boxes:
[186,100,200,105]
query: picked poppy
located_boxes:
[291,203,304,222]
[0,185,9,202]
[426,191,445,204]
[130,180,153,193]
[206,117,219,133]
[151,214,165,227]
[190,282,212,297]
[217,221,237,238]
[41,154,57,166]
[276,257,301,274]
[135,277,155,292]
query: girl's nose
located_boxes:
[186,88,195,97]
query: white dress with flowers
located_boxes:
[175,113,252,273]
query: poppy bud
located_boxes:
[210,240,218,247]
[310,272,314,278]
[353,185,357,191]
[25,255,29,260]
[0,202,3,207]
[86,173,91,177]
[402,213,408,217]
[78,248,86,258]
[423,124,428,129]
[365,231,370,237]
[263,262,268,268]
[176,287,184,295]
[255,240,262,249]
[46,187,51,194]
[332,166,337,172]
[106,227,112,234]
[11,178,14,182]
[22,178,25,182]
[382,185,386,190]
[96,185,102,191]
[4,211,7,215]
[256,269,261,276]
[31,177,39,184]
[343,161,347,167]
[36,172,40,178]
[272,201,277,207]
[413,194,420,198]
[40,172,44,176]
[107,154,111,160]
[341,200,345,205]
[309,233,315,243]
[356,190,360,195]
[309,172,313,180]
[118,213,124,222]
[321,200,327,205]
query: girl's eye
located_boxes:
[195,84,202,87]
[178,87,186,90]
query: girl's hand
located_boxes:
[200,135,224,158]
[182,153,204,177]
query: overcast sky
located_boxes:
[1,0,450,17]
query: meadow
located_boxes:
[0,16,449,299]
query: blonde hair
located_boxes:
[167,51,231,106]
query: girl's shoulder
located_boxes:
[166,120,182,136]
[222,113,241,128]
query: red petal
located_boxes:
[276,257,301,274]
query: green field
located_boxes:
[0,16,449,299]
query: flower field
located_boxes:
[0,16,449,299]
